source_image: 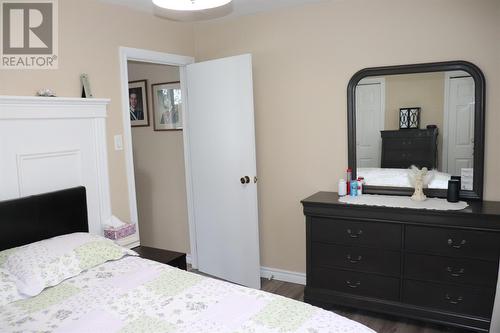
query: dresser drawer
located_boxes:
[311,218,401,249]
[403,280,495,318]
[312,242,400,276]
[405,226,500,260]
[405,253,498,287]
[311,267,400,300]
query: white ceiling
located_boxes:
[98,0,330,21]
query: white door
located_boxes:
[186,54,261,289]
[444,74,475,176]
[356,79,385,168]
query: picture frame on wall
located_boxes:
[152,81,182,131]
[128,80,149,127]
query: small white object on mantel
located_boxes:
[339,194,468,211]
[36,88,56,97]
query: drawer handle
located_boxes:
[445,294,464,305]
[447,238,467,249]
[346,254,363,263]
[347,229,363,238]
[345,280,361,288]
[446,266,465,277]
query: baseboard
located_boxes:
[260,266,306,285]
[186,254,306,286]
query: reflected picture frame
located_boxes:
[151,81,183,131]
[399,107,421,129]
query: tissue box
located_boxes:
[104,223,136,240]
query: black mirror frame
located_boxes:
[347,61,485,200]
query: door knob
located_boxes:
[240,176,250,184]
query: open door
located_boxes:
[186,54,261,289]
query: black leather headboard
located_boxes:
[0,187,88,251]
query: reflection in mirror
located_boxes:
[355,72,475,190]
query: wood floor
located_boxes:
[189,267,471,333]
[259,279,471,333]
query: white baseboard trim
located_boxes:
[260,266,306,285]
[186,254,306,286]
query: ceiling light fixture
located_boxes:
[152,0,232,11]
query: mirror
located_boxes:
[347,61,485,200]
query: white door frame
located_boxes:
[118,47,198,267]
[442,70,471,172]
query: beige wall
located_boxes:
[128,62,190,253]
[384,73,445,131]
[0,0,194,223]
[194,0,500,273]
[384,73,445,166]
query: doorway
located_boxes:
[119,48,261,289]
[127,61,190,256]
[118,48,198,265]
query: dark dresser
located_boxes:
[381,128,438,169]
[302,192,500,332]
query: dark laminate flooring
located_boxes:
[189,268,471,333]
[259,279,471,333]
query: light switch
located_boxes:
[114,135,123,151]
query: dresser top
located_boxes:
[302,191,500,219]
[381,128,438,137]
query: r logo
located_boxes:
[1,0,58,69]
[2,2,53,54]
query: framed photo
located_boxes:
[128,80,149,127]
[152,81,182,131]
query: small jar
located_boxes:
[447,179,460,203]
[338,179,347,196]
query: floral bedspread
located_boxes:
[0,256,375,333]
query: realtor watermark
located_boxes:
[1,0,58,69]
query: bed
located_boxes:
[0,187,375,333]
[357,167,451,189]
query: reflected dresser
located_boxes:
[302,192,500,332]
[380,128,439,169]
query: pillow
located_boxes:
[0,249,26,307]
[2,233,137,297]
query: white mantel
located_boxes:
[0,96,112,237]
[0,96,110,117]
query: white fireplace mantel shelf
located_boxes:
[0,96,110,119]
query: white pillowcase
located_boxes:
[1,233,137,298]
[0,248,26,307]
